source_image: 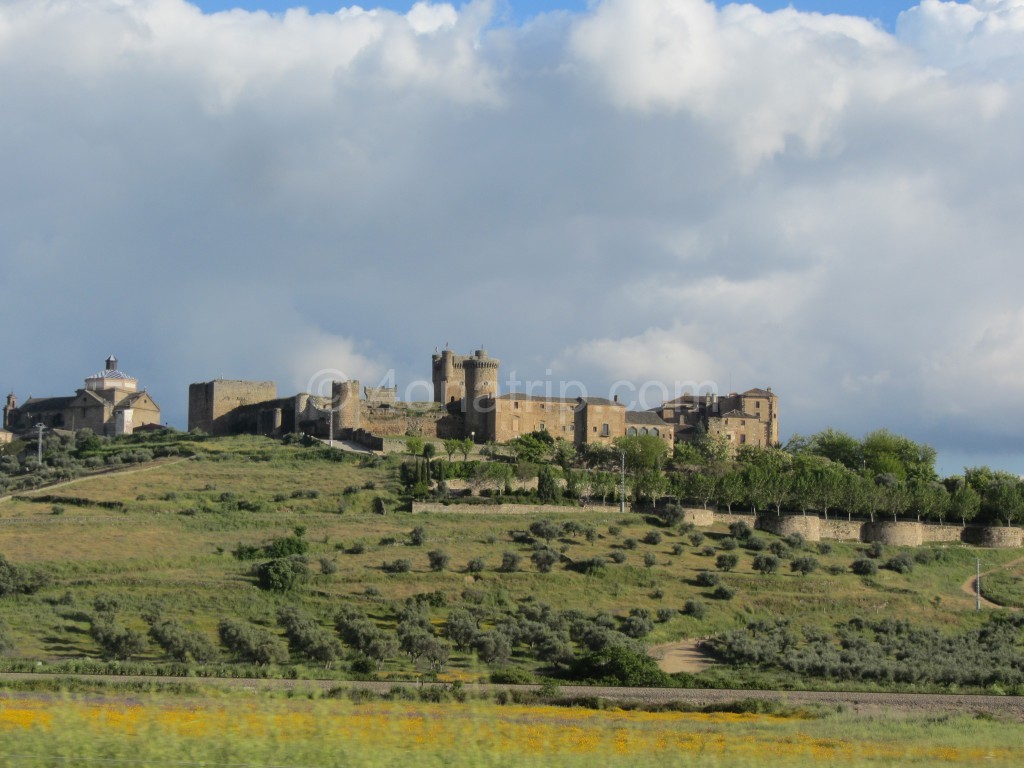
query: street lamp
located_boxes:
[620,450,626,514]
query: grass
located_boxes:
[980,562,1024,608]
[1,688,1022,767]
[1,434,1021,688]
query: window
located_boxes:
[514,401,519,409]
[627,427,637,437]
[601,423,610,437]
[740,434,747,444]
[540,422,546,430]
[569,425,574,432]
[641,428,649,436]
[652,428,659,437]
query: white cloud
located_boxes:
[2,0,1024,472]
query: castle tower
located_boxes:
[331,380,361,432]
[462,349,499,441]
[3,392,15,430]
[431,349,466,405]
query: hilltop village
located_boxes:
[186,348,778,452]
[2,349,778,453]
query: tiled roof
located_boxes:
[742,388,775,397]
[625,411,669,426]
[86,369,136,381]
[495,393,578,404]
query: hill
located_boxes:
[1,432,1022,692]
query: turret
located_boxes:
[331,380,361,432]
[463,349,499,439]
[3,392,15,430]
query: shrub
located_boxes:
[642,531,662,546]
[752,554,780,575]
[745,536,766,551]
[715,553,739,572]
[531,548,560,573]
[768,541,791,559]
[851,558,879,576]
[866,541,884,559]
[656,608,676,623]
[817,542,833,555]
[529,520,562,542]
[254,556,309,591]
[728,521,752,540]
[466,557,486,574]
[643,552,657,568]
[623,538,638,550]
[719,537,738,551]
[409,526,428,546]
[608,525,621,536]
[319,557,338,575]
[570,645,671,687]
[621,608,654,638]
[696,570,720,587]
[688,532,705,547]
[499,552,521,573]
[884,552,915,574]
[784,532,805,550]
[712,585,737,600]
[148,618,217,663]
[610,551,627,564]
[790,556,819,576]
[670,543,685,555]
[574,556,607,575]
[218,618,288,665]
[89,618,147,661]
[683,599,707,619]
[699,545,716,557]
[427,550,450,572]
[383,559,412,574]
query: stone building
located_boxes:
[187,346,773,453]
[4,356,161,437]
[652,388,779,449]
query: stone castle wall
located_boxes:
[188,380,276,435]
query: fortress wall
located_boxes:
[757,515,822,542]
[963,526,1024,548]
[921,525,965,543]
[862,521,924,546]
[820,519,864,541]
[681,508,715,527]
[188,380,277,435]
[359,405,464,439]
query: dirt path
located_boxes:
[2,673,1023,720]
[960,555,1024,609]
[0,457,192,506]
[648,639,716,674]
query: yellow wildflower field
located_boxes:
[1,692,1021,767]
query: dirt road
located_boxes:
[1,673,1022,720]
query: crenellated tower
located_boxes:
[462,349,499,440]
[331,380,362,432]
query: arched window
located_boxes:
[627,427,637,437]
[652,428,659,437]
[641,427,649,435]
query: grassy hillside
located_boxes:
[1,434,1021,691]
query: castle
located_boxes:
[187,348,778,452]
[3,356,161,437]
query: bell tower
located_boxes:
[3,392,15,430]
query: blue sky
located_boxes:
[192,1,919,30]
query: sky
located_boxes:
[2,0,1023,477]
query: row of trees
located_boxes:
[398,427,1023,527]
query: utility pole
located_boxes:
[976,557,981,611]
[620,450,626,514]
[34,423,45,464]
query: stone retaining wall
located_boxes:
[862,521,924,546]
[820,519,863,541]
[411,502,620,515]
[758,515,821,541]
[963,526,1024,548]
